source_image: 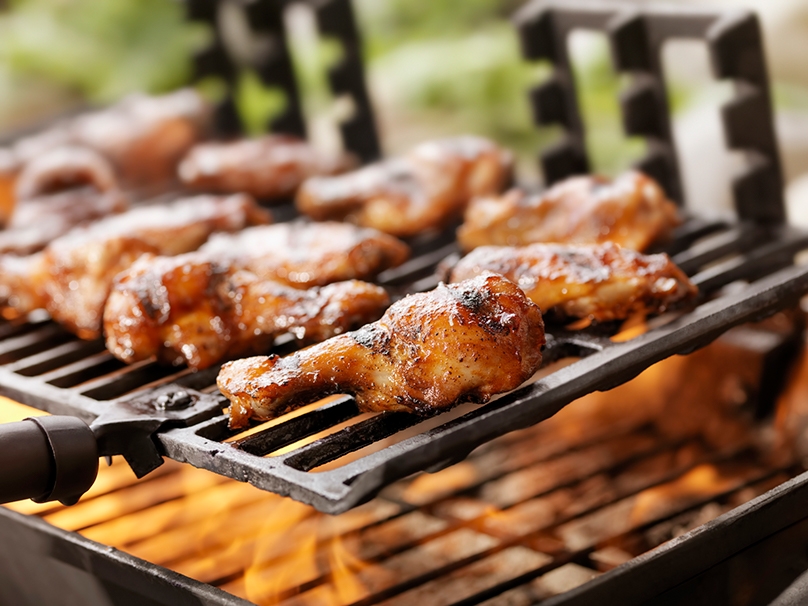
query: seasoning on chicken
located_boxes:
[1,89,210,193]
[0,147,128,255]
[197,221,410,288]
[179,135,356,200]
[104,221,409,369]
[296,136,513,238]
[1,194,270,338]
[457,171,680,253]
[449,242,697,323]
[106,255,391,370]
[218,273,545,427]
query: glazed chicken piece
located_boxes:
[106,255,391,370]
[218,273,545,427]
[296,136,513,238]
[0,147,128,255]
[0,194,269,337]
[179,135,356,200]
[0,151,15,227]
[197,221,409,288]
[457,171,679,252]
[104,221,408,369]
[449,242,697,323]
[0,89,210,204]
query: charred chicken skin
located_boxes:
[104,221,407,369]
[0,194,270,337]
[179,135,356,200]
[449,242,697,323]
[0,147,128,255]
[218,273,545,428]
[457,171,679,252]
[196,221,410,288]
[105,255,391,370]
[296,136,513,237]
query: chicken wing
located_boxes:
[449,242,697,322]
[178,135,356,200]
[296,136,513,237]
[1,194,270,337]
[457,171,679,252]
[197,221,409,288]
[2,89,210,194]
[218,273,545,427]
[0,147,127,255]
[106,254,390,370]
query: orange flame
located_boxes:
[326,530,370,605]
[610,312,649,343]
[629,464,732,526]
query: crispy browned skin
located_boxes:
[449,242,697,322]
[1,194,270,338]
[179,135,356,200]
[197,221,409,288]
[105,254,391,370]
[296,136,513,237]
[5,89,210,189]
[0,147,128,255]
[457,171,679,252]
[218,274,545,427]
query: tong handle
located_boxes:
[0,416,98,505]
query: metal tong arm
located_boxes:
[0,387,225,506]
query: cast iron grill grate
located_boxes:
[2,211,808,513]
[2,1,808,514]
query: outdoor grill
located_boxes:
[4,0,808,604]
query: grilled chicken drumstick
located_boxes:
[0,194,269,337]
[449,242,697,323]
[196,221,409,288]
[0,147,128,255]
[179,135,356,200]
[296,136,513,237]
[106,258,390,370]
[105,221,408,369]
[218,273,545,428]
[457,171,679,252]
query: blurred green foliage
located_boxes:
[0,0,711,177]
[355,0,524,56]
[0,0,206,102]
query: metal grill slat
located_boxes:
[6,339,107,376]
[232,396,360,456]
[282,411,424,472]
[0,324,71,364]
[79,360,184,400]
[672,224,765,274]
[41,352,123,388]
